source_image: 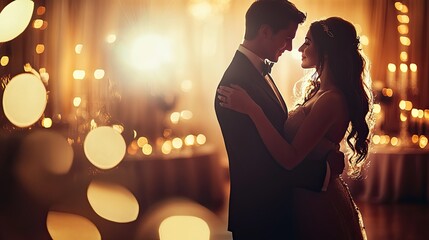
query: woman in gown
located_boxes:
[217,17,373,239]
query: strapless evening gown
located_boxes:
[285,107,367,240]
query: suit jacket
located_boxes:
[215,51,327,235]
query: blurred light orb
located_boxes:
[400,52,408,62]
[419,136,428,149]
[94,69,105,79]
[73,70,85,80]
[172,137,183,149]
[42,117,53,128]
[36,6,46,15]
[75,44,83,54]
[33,19,43,29]
[397,15,409,23]
[142,143,153,155]
[2,73,47,127]
[412,134,419,144]
[36,44,45,54]
[129,34,172,71]
[106,34,116,43]
[47,211,101,240]
[162,140,172,155]
[409,63,417,72]
[159,216,210,240]
[170,112,180,124]
[399,63,408,72]
[397,24,409,35]
[0,56,9,66]
[372,135,380,144]
[387,63,396,72]
[84,126,126,169]
[196,134,206,145]
[399,36,411,46]
[184,134,195,146]
[382,88,393,97]
[73,97,81,107]
[87,180,139,223]
[0,0,34,42]
[137,136,148,147]
[181,110,193,120]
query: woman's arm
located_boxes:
[217,84,343,170]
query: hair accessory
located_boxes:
[320,21,334,38]
[355,36,361,48]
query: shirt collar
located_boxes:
[238,45,265,75]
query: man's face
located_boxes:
[265,23,298,62]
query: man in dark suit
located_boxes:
[215,1,342,239]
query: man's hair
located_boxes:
[244,0,306,40]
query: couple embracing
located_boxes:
[215,0,373,239]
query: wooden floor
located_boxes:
[357,201,429,240]
[216,182,429,240]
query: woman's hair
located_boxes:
[296,17,374,177]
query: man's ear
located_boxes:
[259,24,273,38]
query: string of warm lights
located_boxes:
[372,1,428,149]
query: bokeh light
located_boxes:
[33,19,44,29]
[127,34,172,71]
[84,126,126,169]
[75,44,83,54]
[36,44,45,54]
[106,34,117,43]
[73,70,85,80]
[93,69,105,79]
[47,211,101,240]
[36,6,46,15]
[1,56,9,66]
[73,97,82,107]
[2,73,47,127]
[42,117,53,128]
[142,143,153,155]
[184,134,195,146]
[159,216,210,240]
[87,180,139,223]
[196,134,206,145]
[0,0,35,42]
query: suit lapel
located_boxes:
[234,51,288,114]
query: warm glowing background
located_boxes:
[0,0,428,239]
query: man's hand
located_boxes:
[326,149,345,177]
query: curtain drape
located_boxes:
[0,0,428,162]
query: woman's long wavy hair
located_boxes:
[295,17,375,177]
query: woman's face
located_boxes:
[298,31,319,69]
